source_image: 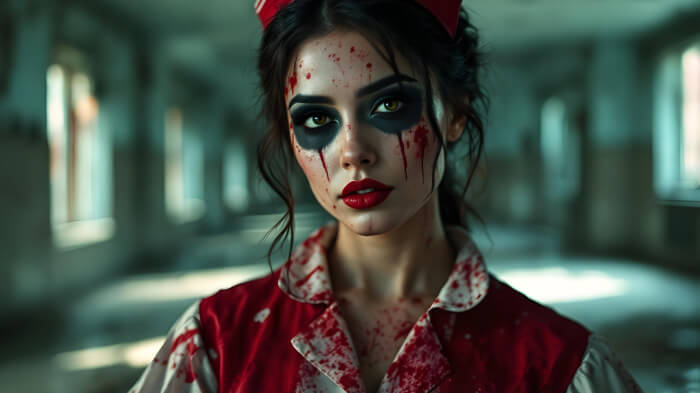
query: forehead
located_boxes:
[290,30,417,96]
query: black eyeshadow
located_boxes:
[289,105,342,151]
[357,85,423,135]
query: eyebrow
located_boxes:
[288,95,334,108]
[287,73,418,109]
[356,74,417,97]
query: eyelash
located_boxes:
[371,96,404,114]
[293,95,406,129]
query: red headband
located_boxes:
[254,0,462,37]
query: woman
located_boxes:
[130,1,643,392]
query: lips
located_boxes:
[340,178,393,209]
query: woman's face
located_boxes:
[286,30,457,235]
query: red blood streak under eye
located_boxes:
[319,150,330,181]
[397,134,408,181]
[413,124,430,183]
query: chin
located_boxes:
[337,210,402,236]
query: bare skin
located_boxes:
[331,193,455,392]
[287,30,466,392]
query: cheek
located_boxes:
[291,128,332,187]
[398,118,439,184]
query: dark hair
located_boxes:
[257,0,488,264]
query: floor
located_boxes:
[1,224,699,393]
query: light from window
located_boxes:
[46,57,114,249]
[653,41,700,203]
[540,96,580,201]
[682,46,700,189]
[223,140,249,211]
[164,107,205,223]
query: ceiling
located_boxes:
[85,0,700,105]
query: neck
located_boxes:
[329,194,455,301]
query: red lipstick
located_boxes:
[340,178,393,209]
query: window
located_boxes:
[223,140,249,212]
[46,47,114,249]
[540,96,580,201]
[653,40,700,203]
[681,46,700,189]
[164,107,205,223]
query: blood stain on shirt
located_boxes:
[295,265,324,288]
[167,328,200,383]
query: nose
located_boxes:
[339,123,377,170]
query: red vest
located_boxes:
[199,270,590,393]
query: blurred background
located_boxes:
[1,0,699,392]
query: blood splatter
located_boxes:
[394,323,413,341]
[295,265,324,287]
[319,150,330,182]
[306,72,311,80]
[168,329,200,383]
[288,72,298,95]
[366,62,372,69]
[169,329,198,354]
[413,124,430,183]
[397,134,408,181]
[350,46,355,53]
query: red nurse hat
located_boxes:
[254,0,463,37]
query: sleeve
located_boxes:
[128,301,219,393]
[565,335,644,393]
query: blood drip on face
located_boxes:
[412,124,431,183]
[319,150,330,182]
[288,72,298,95]
[397,134,408,181]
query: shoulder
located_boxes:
[478,274,591,342]
[199,268,283,324]
[446,275,592,392]
[129,300,218,393]
[567,335,645,393]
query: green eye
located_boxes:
[373,98,403,113]
[304,114,331,128]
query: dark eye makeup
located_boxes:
[359,85,423,135]
[289,105,342,150]
[287,83,424,151]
